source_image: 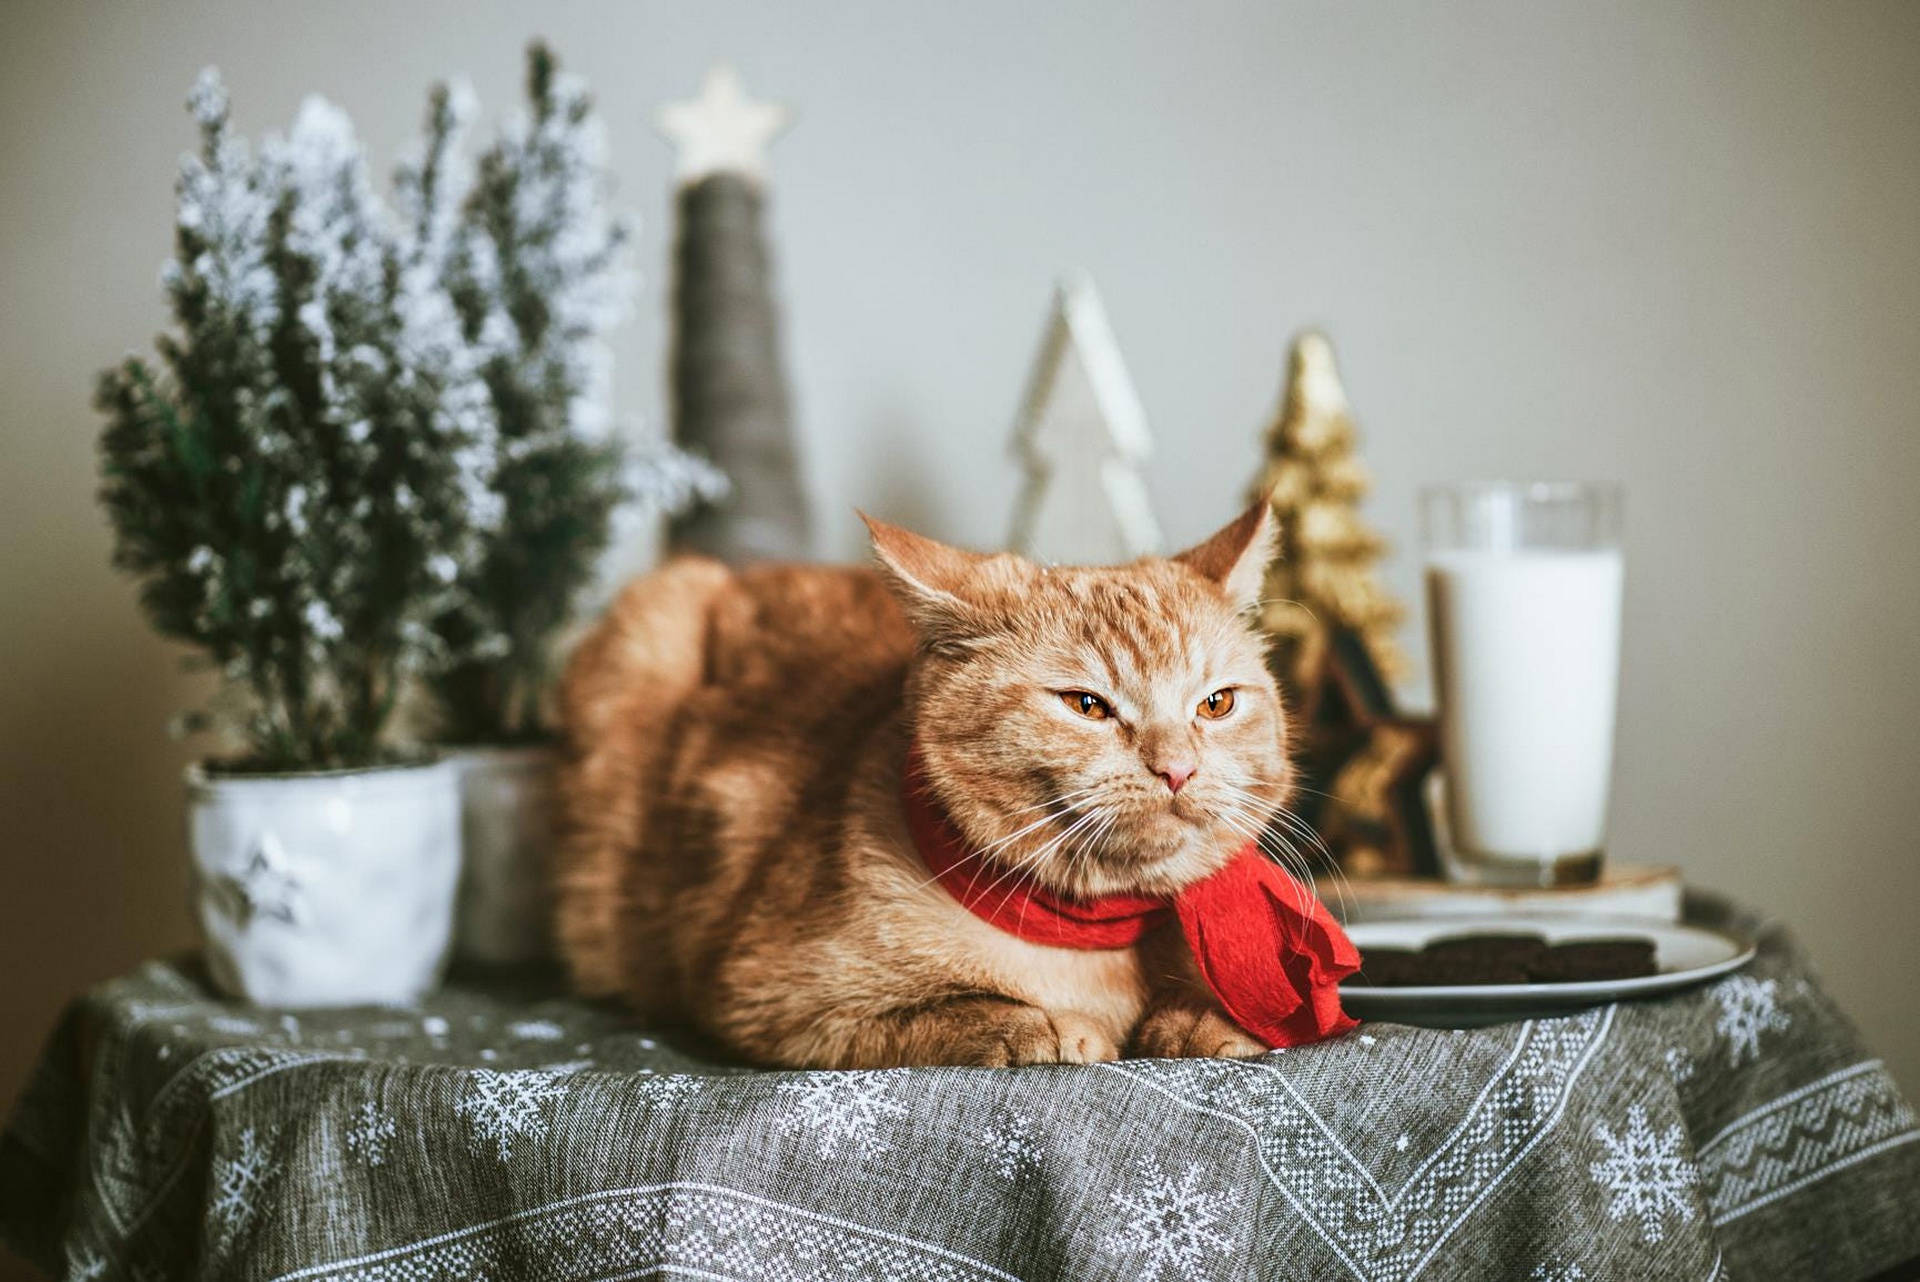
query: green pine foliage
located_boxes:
[98,50,724,765]
[422,44,723,744]
[97,72,502,772]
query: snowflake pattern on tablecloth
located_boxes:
[1105,1153,1240,1281]
[1103,1007,1614,1282]
[1712,976,1791,1068]
[1589,1104,1698,1243]
[776,1070,909,1160]
[206,1014,263,1037]
[455,1070,566,1161]
[211,1126,276,1250]
[508,1018,567,1042]
[122,1000,198,1026]
[638,1073,707,1106]
[344,1101,397,1166]
[364,1019,421,1040]
[68,1248,108,1281]
[276,1182,1020,1280]
[1698,1059,1920,1224]
[982,1110,1043,1181]
[37,918,1920,1282]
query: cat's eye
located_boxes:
[1060,691,1112,720]
[1198,688,1237,720]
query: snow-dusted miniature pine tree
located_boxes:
[97,70,502,771]
[424,44,724,742]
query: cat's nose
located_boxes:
[1157,760,1197,794]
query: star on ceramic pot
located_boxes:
[657,63,790,184]
[215,831,309,927]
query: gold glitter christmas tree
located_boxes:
[1249,332,1408,692]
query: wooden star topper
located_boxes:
[657,63,791,185]
[1285,628,1441,880]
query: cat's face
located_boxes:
[870,505,1293,899]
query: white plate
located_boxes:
[1339,914,1754,1028]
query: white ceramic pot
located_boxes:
[446,745,558,967]
[187,759,460,1006]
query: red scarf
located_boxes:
[903,750,1360,1048]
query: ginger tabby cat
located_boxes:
[554,504,1304,1068]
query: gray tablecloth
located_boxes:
[3,895,1917,1281]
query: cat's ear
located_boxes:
[861,513,994,647]
[1173,502,1275,614]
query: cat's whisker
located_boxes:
[967,794,1097,859]
[898,792,1095,897]
[983,804,1108,904]
[1238,801,1350,917]
[966,805,1100,900]
[1248,796,1354,918]
[1251,825,1344,925]
[1253,816,1321,889]
[1213,777,1342,875]
[963,799,1109,900]
[1265,801,1338,863]
[908,789,1100,899]
[1267,806,1344,867]
[995,806,1116,935]
[1066,808,1123,900]
[1214,802,1328,928]
[1212,804,1317,934]
[1280,781,1350,805]
[989,786,1105,822]
[1017,813,1108,935]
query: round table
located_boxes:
[2,894,1916,1281]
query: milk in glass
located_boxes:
[1421,483,1624,885]
[1426,550,1623,858]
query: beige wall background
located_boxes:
[2,1,1916,1264]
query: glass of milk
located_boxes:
[1422,482,1624,887]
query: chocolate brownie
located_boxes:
[1353,933,1660,987]
[1532,940,1657,983]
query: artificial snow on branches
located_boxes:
[100,50,724,766]
[425,43,724,743]
[98,70,503,771]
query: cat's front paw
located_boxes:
[1045,1010,1124,1065]
[947,1004,1121,1066]
[1130,1002,1266,1060]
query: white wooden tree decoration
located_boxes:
[1007,278,1166,566]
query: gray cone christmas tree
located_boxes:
[658,65,811,562]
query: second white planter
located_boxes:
[446,745,558,967]
[188,759,461,1007]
